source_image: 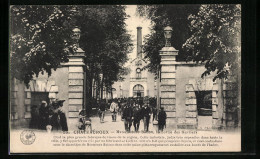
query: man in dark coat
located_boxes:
[158,107,167,132]
[50,99,68,131]
[29,105,39,129]
[99,100,106,123]
[38,101,50,130]
[133,105,142,132]
[122,102,133,132]
[120,102,126,121]
[152,106,157,121]
[141,104,152,132]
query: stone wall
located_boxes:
[10,50,85,131]
[222,80,239,128]
[10,67,69,129]
[175,64,206,119]
[159,47,178,125]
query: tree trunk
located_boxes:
[156,67,160,121]
[217,78,225,128]
[111,88,113,99]
[85,68,94,116]
[101,76,104,99]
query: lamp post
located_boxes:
[164,26,173,47]
[157,26,178,126]
[72,27,81,48]
[67,25,85,130]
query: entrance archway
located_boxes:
[133,84,144,97]
[195,91,212,129]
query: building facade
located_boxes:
[112,27,157,98]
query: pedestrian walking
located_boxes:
[122,102,133,132]
[152,106,157,121]
[158,107,167,132]
[99,99,106,123]
[121,102,126,121]
[141,104,152,132]
[133,105,142,132]
[110,100,119,122]
[118,100,122,116]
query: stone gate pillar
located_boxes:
[65,27,85,130]
[159,26,179,125]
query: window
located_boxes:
[195,91,212,116]
[136,60,142,66]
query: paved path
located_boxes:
[90,110,159,132]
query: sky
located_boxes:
[124,5,151,62]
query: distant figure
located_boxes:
[99,100,106,123]
[122,102,133,132]
[29,105,39,129]
[118,100,122,116]
[158,107,167,132]
[110,100,119,122]
[141,104,152,132]
[120,102,126,121]
[133,105,142,132]
[38,101,50,130]
[152,106,157,121]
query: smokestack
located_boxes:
[137,27,142,59]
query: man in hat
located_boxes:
[158,107,167,132]
[50,99,68,131]
[133,104,142,132]
[98,99,106,123]
[29,105,39,129]
[141,103,152,132]
[38,101,50,130]
[122,101,133,132]
[110,99,119,122]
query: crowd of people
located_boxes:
[28,97,167,133]
[97,97,167,132]
[29,99,68,132]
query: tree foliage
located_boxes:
[137,5,200,75]
[10,5,133,93]
[183,4,241,80]
[10,6,76,85]
[137,4,241,81]
[73,5,132,98]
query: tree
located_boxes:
[183,4,241,81]
[137,5,200,76]
[72,6,132,108]
[10,6,76,85]
[10,5,133,100]
[182,4,241,128]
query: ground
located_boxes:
[90,111,160,133]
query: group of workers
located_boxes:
[29,99,68,131]
[29,97,167,133]
[98,98,167,132]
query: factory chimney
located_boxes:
[137,27,142,59]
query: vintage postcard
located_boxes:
[9,4,241,153]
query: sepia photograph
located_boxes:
[9,4,242,153]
